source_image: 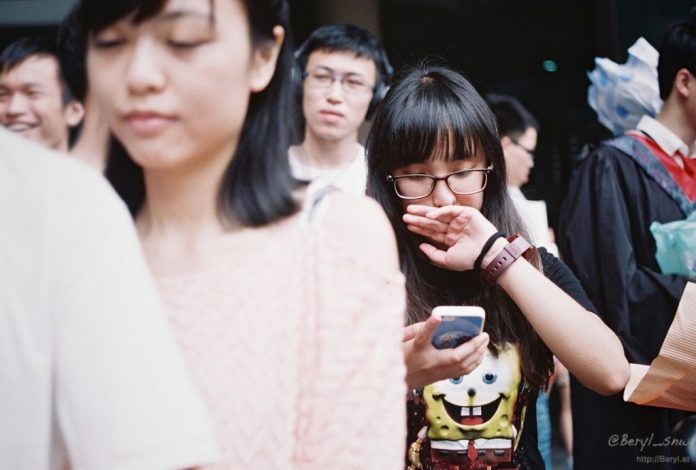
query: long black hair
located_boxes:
[366,63,552,387]
[75,0,298,225]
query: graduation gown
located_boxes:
[558,136,693,469]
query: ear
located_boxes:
[248,26,284,93]
[673,68,694,99]
[500,135,513,149]
[64,100,85,128]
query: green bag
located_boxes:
[650,212,696,280]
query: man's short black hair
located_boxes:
[295,23,392,85]
[0,36,75,105]
[485,93,539,139]
[657,9,696,100]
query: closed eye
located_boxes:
[167,39,206,49]
[93,38,126,49]
[449,170,476,180]
[399,174,432,182]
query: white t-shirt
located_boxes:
[508,186,559,256]
[0,129,219,470]
[288,143,368,220]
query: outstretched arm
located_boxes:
[403,204,630,396]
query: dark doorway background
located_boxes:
[290,0,693,228]
[1,0,693,227]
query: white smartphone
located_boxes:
[431,306,486,349]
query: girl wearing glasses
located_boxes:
[366,64,629,469]
[76,0,406,467]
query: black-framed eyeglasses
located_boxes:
[510,137,535,158]
[386,166,494,200]
[302,66,375,94]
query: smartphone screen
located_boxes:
[431,307,485,349]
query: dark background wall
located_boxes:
[289,0,693,227]
[375,0,693,226]
[1,0,693,227]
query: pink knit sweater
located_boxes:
[156,214,407,469]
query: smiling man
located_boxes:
[0,37,84,152]
[289,24,392,207]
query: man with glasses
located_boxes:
[486,94,558,256]
[486,94,538,197]
[289,23,393,208]
[488,94,565,470]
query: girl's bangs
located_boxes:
[379,78,486,170]
[81,0,168,33]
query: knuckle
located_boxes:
[445,352,462,367]
[452,348,472,363]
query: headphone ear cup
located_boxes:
[293,38,310,104]
[366,82,388,120]
[365,48,393,120]
[292,63,304,102]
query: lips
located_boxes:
[442,395,503,426]
[5,122,37,132]
[123,111,176,136]
[319,109,344,120]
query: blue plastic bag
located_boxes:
[650,212,696,280]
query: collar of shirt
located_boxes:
[288,143,365,187]
[636,116,692,166]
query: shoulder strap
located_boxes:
[606,134,696,216]
[304,184,338,225]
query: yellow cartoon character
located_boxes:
[412,344,522,468]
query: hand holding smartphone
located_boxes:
[431,306,485,349]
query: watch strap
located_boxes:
[481,234,533,285]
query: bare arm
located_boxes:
[403,204,630,396]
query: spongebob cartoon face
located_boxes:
[424,344,522,443]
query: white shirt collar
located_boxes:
[507,186,526,202]
[636,115,692,159]
[288,143,366,190]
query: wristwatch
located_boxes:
[481,234,533,285]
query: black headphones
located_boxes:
[293,36,394,120]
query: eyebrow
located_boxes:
[313,65,367,78]
[159,9,214,23]
[0,82,44,90]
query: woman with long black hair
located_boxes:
[76,0,407,467]
[366,63,629,469]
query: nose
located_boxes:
[325,78,345,103]
[431,179,456,207]
[124,38,166,96]
[467,387,476,397]
[5,93,29,116]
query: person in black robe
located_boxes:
[558,12,696,470]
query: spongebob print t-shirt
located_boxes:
[406,248,597,470]
[407,343,541,470]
